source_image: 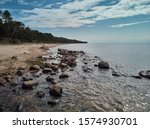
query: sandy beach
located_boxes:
[0,43,58,74]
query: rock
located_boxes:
[16,70,24,76]
[44,63,51,68]
[29,65,40,71]
[94,64,98,67]
[22,76,31,81]
[98,61,109,69]
[82,66,93,72]
[50,65,59,71]
[51,72,57,76]
[4,75,13,82]
[45,63,59,71]
[61,55,77,67]
[22,80,38,89]
[16,99,25,112]
[47,99,59,106]
[59,72,69,79]
[46,76,55,82]
[11,56,18,60]
[49,84,63,97]
[0,78,7,87]
[139,70,150,79]
[131,75,142,79]
[9,80,18,86]
[60,63,69,69]
[51,80,57,84]
[112,71,120,77]
[36,91,45,98]
[42,68,52,74]
[80,51,85,54]
[18,66,26,70]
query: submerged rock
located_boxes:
[46,76,55,82]
[98,61,109,69]
[47,99,59,106]
[42,68,52,74]
[82,66,93,72]
[139,70,150,79]
[59,72,69,79]
[131,75,142,79]
[49,84,63,97]
[22,80,38,89]
[112,71,120,77]
[36,91,45,98]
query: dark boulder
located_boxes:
[49,84,63,97]
[139,70,150,79]
[98,61,109,69]
[42,68,52,74]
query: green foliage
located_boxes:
[0,10,87,44]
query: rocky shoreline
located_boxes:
[0,48,150,112]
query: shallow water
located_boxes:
[54,43,150,75]
[47,43,150,112]
[0,43,150,112]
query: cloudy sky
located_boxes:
[0,0,150,43]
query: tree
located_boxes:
[2,10,12,23]
[11,21,25,38]
[0,10,2,24]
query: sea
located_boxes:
[54,43,150,75]
[49,43,150,112]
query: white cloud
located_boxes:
[110,20,150,28]
[18,0,150,28]
[0,0,11,4]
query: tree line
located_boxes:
[0,10,87,44]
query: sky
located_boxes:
[0,0,150,43]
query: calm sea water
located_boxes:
[55,43,150,74]
[46,43,150,112]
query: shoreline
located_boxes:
[0,43,59,74]
[0,47,150,111]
